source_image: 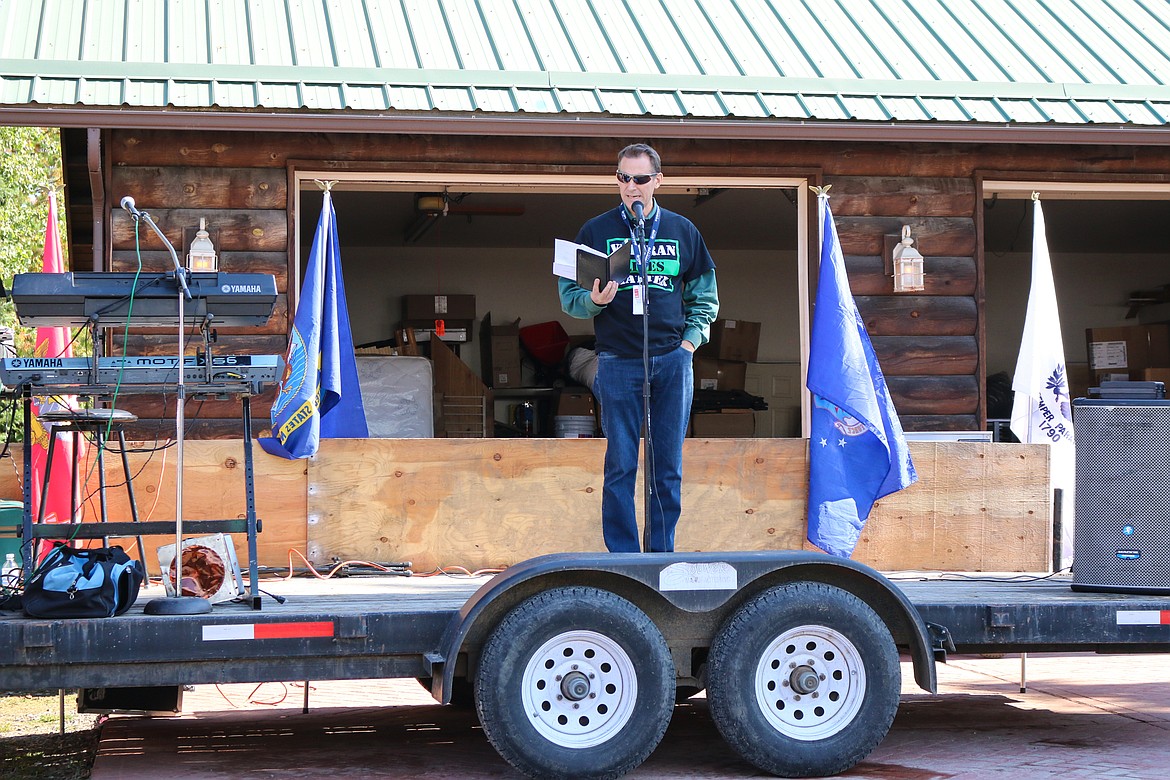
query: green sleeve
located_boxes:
[682,269,719,347]
[558,277,606,319]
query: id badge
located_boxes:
[632,285,644,315]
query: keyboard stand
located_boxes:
[18,381,265,610]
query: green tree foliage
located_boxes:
[0,127,66,348]
[0,127,84,442]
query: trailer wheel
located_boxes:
[474,586,674,779]
[706,582,900,778]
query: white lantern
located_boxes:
[891,225,924,292]
[186,218,218,272]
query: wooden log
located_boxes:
[112,131,291,168]
[111,251,289,288]
[111,209,287,252]
[113,392,276,421]
[834,216,976,257]
[111,334,288,356]
[845,255,977,296]
[108,129,1170,180]
[870,336,979,376]
[887,376,980,415]
[856,296,977,336]
[120,418,274,441]
[112,294,289,337]
[112,166,286,209]
[824,176,977,217]
[672,139,1170,176]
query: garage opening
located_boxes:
[983,181,1170,428]
[293,170,808,439]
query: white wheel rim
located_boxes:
[752,624,867,741]
[521,629,638,748]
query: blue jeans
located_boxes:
[592,345,694,552]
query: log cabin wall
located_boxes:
[100,130,1170,437]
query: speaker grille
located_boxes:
[1073,401,1170,592]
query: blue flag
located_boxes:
[806,194,916,557]
[261,191,368,459]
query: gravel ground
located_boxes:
[0,691,101,780]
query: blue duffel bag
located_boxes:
[22,543,145,618]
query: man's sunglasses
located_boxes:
[616,171,657,185]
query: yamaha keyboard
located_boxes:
[10,271,278,327]
[0,354,283,391]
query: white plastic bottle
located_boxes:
[1,552,17,586]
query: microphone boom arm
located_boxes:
[134,206,192,301]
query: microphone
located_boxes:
[120,196,142,218]
[632,200,644,220]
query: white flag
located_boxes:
[1010,196,1075,568]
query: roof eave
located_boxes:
[0,105,1161,146]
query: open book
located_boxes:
[552,239,632,289]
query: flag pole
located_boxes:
[1027,192,1039,447]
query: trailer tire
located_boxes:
[706,582,900,778]
[474,586,674,780]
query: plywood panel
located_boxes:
[0,442,307,569]
[2,438,1049,574]
[305,439,1050,573]
[852,443,1050,571]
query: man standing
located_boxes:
[559,144,719,552]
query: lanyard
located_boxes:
[620,206,661,275]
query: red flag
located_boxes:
[28,192,86,557]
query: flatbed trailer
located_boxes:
[3,551,1169,779]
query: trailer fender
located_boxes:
[430,551,936,704]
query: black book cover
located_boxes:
[576,241,632,290]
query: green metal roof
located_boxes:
[1,0,1168,134]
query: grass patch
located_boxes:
[0,691,101,780]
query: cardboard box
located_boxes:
[1139,367,1170,385]
[694,358,747,392]
[690,409,755,438]
[480,314,522,388]
[557,390,596,417]
[1067,362,1092,401]
[403,294,476,321]
[707,319,761,362]
[1086,324,1170,373]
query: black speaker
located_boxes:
[1071,399,1170,594]
[78,685,182,714]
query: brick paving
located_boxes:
[91,653,1170,779]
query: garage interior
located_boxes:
[298,182,1170,438]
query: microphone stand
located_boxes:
[636,211,653,553]
[134,208,209,615]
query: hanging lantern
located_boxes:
[186,218,218,272]
[891,225,924,292]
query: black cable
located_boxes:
[887,568,1072,583]
[0,389,20,461]
[258,588,286,604]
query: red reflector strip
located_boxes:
[253,621,334,639]
[202,622,335,641]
